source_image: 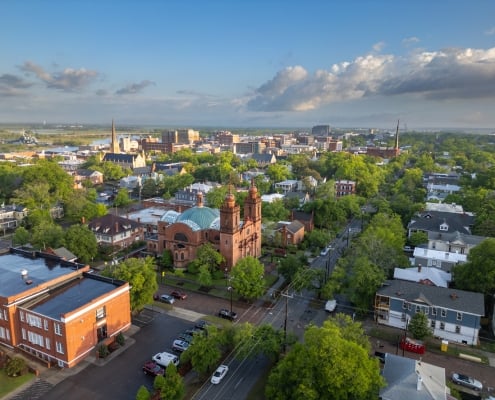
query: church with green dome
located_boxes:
[152,181,262,269]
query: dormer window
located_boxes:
[439,222,448,231]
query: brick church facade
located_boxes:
[150,181,262,270]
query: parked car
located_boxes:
[324,299,337,312]
[211,364,229,384]
[218,308,238,321]
[172,339,190,352]
[195,320,210,330]
[170,290,187,300]
[159,294,175,304]
[178,333,193,343]
[452,373,483,391]
[142,360,165,377]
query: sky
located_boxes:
[1,0,495,130]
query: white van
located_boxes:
[152,351,179,368]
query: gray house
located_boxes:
[375,280,484,345]
[380,353,450,400]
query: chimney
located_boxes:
[416,373,422,391]
[417,264,422,273]
[115,222,119,233]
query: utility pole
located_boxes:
[281,288,293,353]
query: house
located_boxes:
[0,204,26,232]
[427,231,486,255]
[87,214,144,250]
[407,210,475,238]
[412,248,467,273]
[375,280,484,345]
[284,191,310,207]
[334,180,356,197]
[393,266,452,288]
[276,220,305,246]
[274,180,299,194]
[291,210,314,232]
[380,353,451,400]
[72,169,104,189]
[174,183,216,207]
[0,249,131,368]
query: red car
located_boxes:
[142,360,164,377]
[170,290,187,300]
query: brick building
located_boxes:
[0,249,131,368]
[149,181,262,270]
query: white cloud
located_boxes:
[115,80,155,95]
[402,37,420,46]
[247,47,495,112]
[372,41,386,52]
[19,61,98,91]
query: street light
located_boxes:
[227,286,233,316]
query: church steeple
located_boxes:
[111,119,120,153]
[394,119,400,150]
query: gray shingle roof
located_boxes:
[377,280,484,316]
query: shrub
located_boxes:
[98,344,109,358]
[116,332,125,346]
[5,357,27,377]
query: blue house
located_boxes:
[375,280,484,345]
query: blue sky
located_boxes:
[1,0,495,130]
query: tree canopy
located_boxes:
[265,316,384,400]
[230,256,266,301]
[101,257,158,312]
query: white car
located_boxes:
[211,364,229,384]
[324,299,337,312]
[172,339,189,352]
[452,373,483,391]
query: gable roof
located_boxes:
[380,353,447,400]
[103,153,140,163]
[377,280,484,316]
[88,214,141,236]
[408,211,474,235]
[76,169,102,177]
[427,230,486,246]
[393,267,451,288]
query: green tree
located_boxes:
[453,238,495,297]
[408,231,428,247]
[230,256,265,301]
[135,385,151,400]
[197,264,213,287]
[31,222,65,249]
[265,318,384,400]
[154,363,185,400]
[114,188,132,207]
[101,257,158,312]
[64,224,98,263]
[12,226,30,246]
[277,255,303,282]
[262,199,290,222]
[181,325,222,376]
[408,312,432,340]
[346,257,386,313]
[196,243,225,274]
[267,163,290,182]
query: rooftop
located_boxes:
[0,252,81,298]
[29,274,125,320]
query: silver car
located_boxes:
[452,373,483,391]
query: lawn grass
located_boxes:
[0,369,35,398]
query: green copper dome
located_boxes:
[176,206,220,231]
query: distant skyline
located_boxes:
[1,1,495,130]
